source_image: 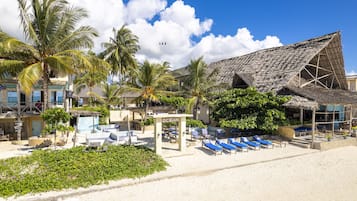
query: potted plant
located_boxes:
[352,126,357,137]
[326,133,332,141]
[343,131,349,139]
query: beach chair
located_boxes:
[228,138,248,152]
[253,135,273,149]
[202,140,223,155]
[216,139,237,154]
[240,137,260,150]
[201,128,210,139]
[191,129,200,140]
[215,129,225,138]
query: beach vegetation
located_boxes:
[211,87,290,132]
[0,145,167,198]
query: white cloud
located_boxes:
[346,70,357,75]
[0,0,282,68]
[0,0,25,40]
[190,28,282,65]
[126,0,167,23]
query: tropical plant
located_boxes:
[186,119,206,128]
[211,87,290,133]
[159,95,187,112]
[93,83,122,109]
[101,25,140,80]
[125,60,176,119]
[73,51,110,106]
[0,0,97,110]
[183,56,223,119]
[41,108,73,148]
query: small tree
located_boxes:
[211,87,290,133]
[41,108,73,149]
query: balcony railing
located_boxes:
[0,101,64,114]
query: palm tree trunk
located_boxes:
[194,100,199,120]
[43,63,49,111]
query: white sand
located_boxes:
[70,146,357,201]
[2,138,357,201]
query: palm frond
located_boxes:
[17,62,42,95]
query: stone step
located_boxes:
[289,140,311,149]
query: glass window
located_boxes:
[32,91,41,102]
[7,91,17,106]
[57,91,63,104]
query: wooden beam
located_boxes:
[312,108,316,144]
[306,63,332,73]
[325,48,341,88]
[300,72,331,88]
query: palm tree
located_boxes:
[184,56,221,120]
[0,0,97,110]
[125,61,176,119]
[73,52,110,106]
[101,25,140,81]
[93,83,122,110]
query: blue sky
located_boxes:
[170,0,357,73]
[0,0,355,74]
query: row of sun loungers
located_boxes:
[202,136,274,155]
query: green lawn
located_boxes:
[0,145,167,197]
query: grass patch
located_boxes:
[0,145,168,198]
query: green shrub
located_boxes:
[143,117,154,126]
[187,119,206,128]
[0,146,167,198]
[72,106,109,125]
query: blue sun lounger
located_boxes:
[240,137,260,150]
[253,135,273,148]
[202,140,223,155]
[228,138,248,152]
[216,139,237,154]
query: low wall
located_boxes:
[312,138,357,150]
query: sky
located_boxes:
[0,0,356,74]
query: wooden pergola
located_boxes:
[152,113,193,155]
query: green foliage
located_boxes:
[212,87,290,132]
[186,119,206,128]
[143,117,154,126]
[159,96,187,109]
[73,106,109,125]
[0,146,167,198]
[41,108,73,136]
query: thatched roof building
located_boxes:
[176,32,357,109]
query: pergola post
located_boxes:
[350,105,353,135]
[312,108,316,144]
[178,117,186,152]
[300,108,304,126]
[154,117,162,155]
[332,105,336,137]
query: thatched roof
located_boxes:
[206,32,347,92]
[283,96,319,110]
[285,85,357,105]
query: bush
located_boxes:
[143,117,154,126]
[0,146,167,198]
[187,119,206,128]
[72,106,109,125]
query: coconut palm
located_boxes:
[184,56,221,120]
[125,61,176,118]
[0,0,97,110]
[73,52,110,106]
[93,83,122,110]
[101,25,140,80]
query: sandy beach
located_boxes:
[2,138,357,201]
[70,146,357,201]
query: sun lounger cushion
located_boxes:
[253,135,272,145]
[216,140,236,151]
[228,138,248,149]
[241,137,260,147]
[203,140,222,152]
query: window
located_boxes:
[32,91,41,102]
[51,91,64,105]
[7,91,17,106]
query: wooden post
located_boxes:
[300,108,304,126]
[312,108,316,144]
[332,105,335,137]
[178,117,186,152]
[154,117,162,155]
[350,105,353,137]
